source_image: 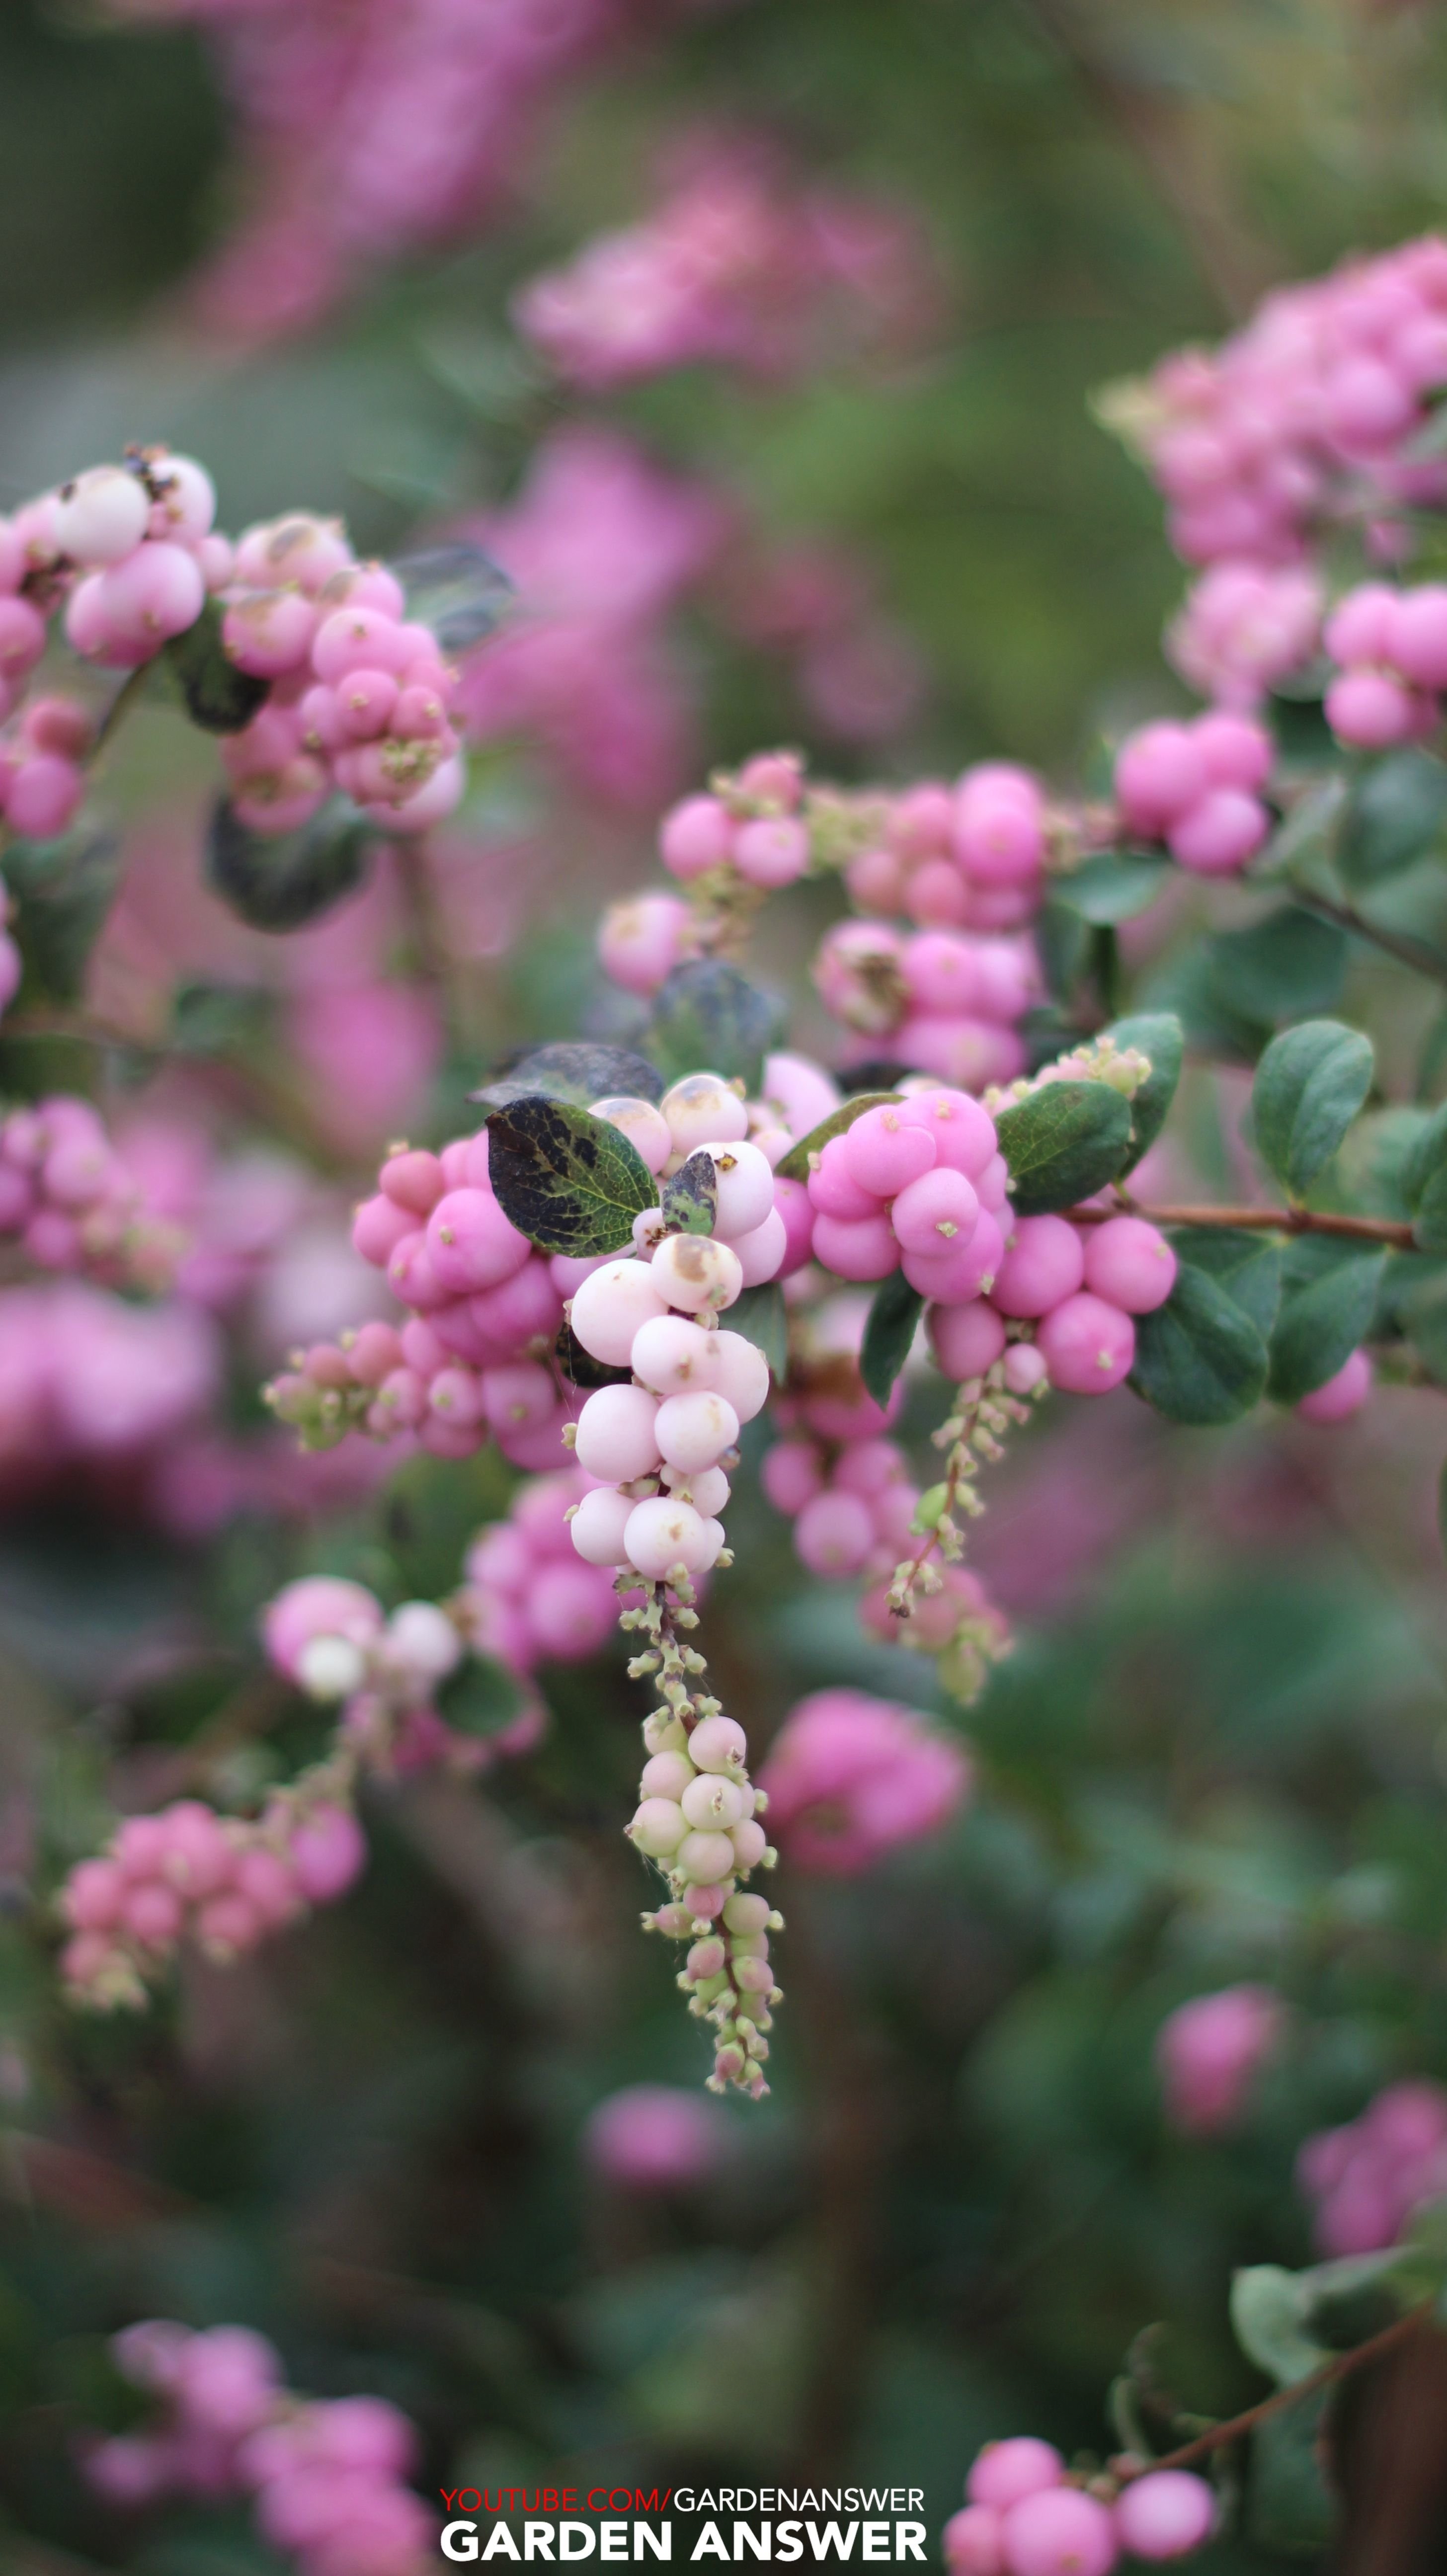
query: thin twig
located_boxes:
[1120,2300,1434,2481]
[1075,1200,1416,1248]
[1290,885,1447,990]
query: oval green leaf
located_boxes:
[165,596,270,734]
[1130,1261,1270,1425]
[1252,1018,1374,1197]
[1267,1238,1386,1403]
[860,1271,924,1408]
[1100,1010,1184,1174]
[207,796,372,933]
[995,1079,1133,1215]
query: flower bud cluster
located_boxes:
[0,1094,185,1291]
[270,1130,568,1464]
[84,2318,433,2576]
[758,1689,971,1874]
[1155,1984,1284,2136]
[1112,712,1273,876]
[1108,234,1447,570]
[633,1709,782,2101]
[1297,2079,1447,2257]
[944,2438,1215,2574]
[58,1793,366,2011]
[1322,579,1447,747]
[461,1467,623,1672]
[219,531,466,836]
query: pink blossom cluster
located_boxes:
[1120,234,1447,570]
[1155,1984,1284,2136]
[583,2081,725,2190]
[1321,579,1447,748]
[633,1711,781,2100]
[0,1095,185,1292]
[58,1794,366,2010]
[757,1688,970,1875]
[1112,712,1274,876]
[217,527,466,836]
[945,2439,1214,2574]
[1296,2080,1447,2257]
[454,429,724,809]
[515,149,935,390]
[84,2318,434,2575]
[110,0,623,345]
[0,1281,218,1479]
[461,1467,625,1671]
[1165,560,1323,709]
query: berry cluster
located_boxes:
[945,2440,1214,2575]
[799,1088,1009,1293]
[84,2319,433,2576]
[0,1280,218,1479]
[633,1715,781,2100]
[1112,712,1274,877]
[58,1795,365,2010]
[0,1094,183,1292]
[812,922,1038,1090]
[0,691,93,845]
[220,534,466,835]
[515,147,933,391]
[1111,234,1447,571]
[1155,1985,1284,2137]
[931,1208,1178,1398]
[1321,579,1447,748]
[1165,560,1323,710]
[1297,2079,1447,2258]
[762,1431,922,1581]
[758,1689,971,1875]
[461,1466,624,1672]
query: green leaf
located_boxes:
[390,540,513,653]
[1172,1226,1284,1341]
[484,1095,655,1257]
[206,796,372,933]
[1253,1020,1374,1197]
[1035,900,1091,1002]
[642,958,780,1093]
[1247,2392,1335,2556]
[1130,1256,1271,1425]
[1339,748,1447,885]
[660,1150,717,1236]
[3,826,122,1003]
[1101,1010,1184,1174]
[860,1272,925,1408]
[994,1080,1133,1215]
[472,1042,663,1109]
[163,596,269,734]
[556,1321,632,1389]
[1268,1238,1386,1403]
[1230,2266,1330,2388]
[1402,1101,1447,1252]
[775,1092,902,1184]
[436,1653,527,1738]
[169,981,275,1057]
[1053,849,1169,924]
[1207,906,1347,1026]
[725,1283,788,1379]
[1440,1458,1447,1562]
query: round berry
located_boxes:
[843,1104,938,1198]
[569,1257,668,1366]
[1036,1292,1135,1394]
[624,1495,713,1579]
[999,2489,1117,2576]
[1081,1216,1177,1314]
[968,2442,1066,2513]
[991,1215,1086,1318]
[661,1074,749,1153]
[574,1384,662,1482]
[654,1390,740,1473]
[650,1232,744,1314]
[1112,2471,1214,2561]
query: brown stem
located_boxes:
[1290,886,1447,990]
[1074,1200,1416,1248]
[1120,2301,1433,2481]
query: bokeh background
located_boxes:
[5,1,1447,2568]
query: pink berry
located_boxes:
[762,1440,824,1515]
[890,1166,980,1255]
[843,1105,939,1198]
[426,1189,531,1294]
[811,1210,901,1281]
[222,588,317,677]
[570,1257,668,1366]
[1325,668,1421,749]
[1168,787,1269,876]
[1323,582,1399,666]
[1116,723,1206,835]
[809,1131,884,1221]
[660,793,735,879]
[992,1215,1085,1319]
[1082,1217,1177,1314]
[1036,1292,1135,1394]
[599,893,692,996]
[732,815,810,888]
[795,1489,877,1575]
[1193,711,1272,791]
[312,604,408,682]
[930,1300,1007,1379]
[968,2441,1067,2513]
[6,755,83,840]
[575,1383,661,1482]
[1112,2472,1214,2561]
[1296,1347,1373,1421]
[0,594,48,680]
[943,2507,1007,2576]
[624,1494,715,1579]
[897,1087,998,1177]
[1000,2488,1118,2576]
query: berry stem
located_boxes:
[1074,1201,1416,1248]
[1288,885,1447,991]
[1117,2299,1435,2481]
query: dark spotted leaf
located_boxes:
[206,796,372,933]
[860,1271,924,1407]
[995,1080,1133,1214]
[660,1150,716,1236]
[643,958,780,1093]
[164,596,268,734]
[472,1041,663,1109]
[775,1092,902,1184]
[556,1322,632,1390]
[485,1095,654,1258]
[3,826,122,1003]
